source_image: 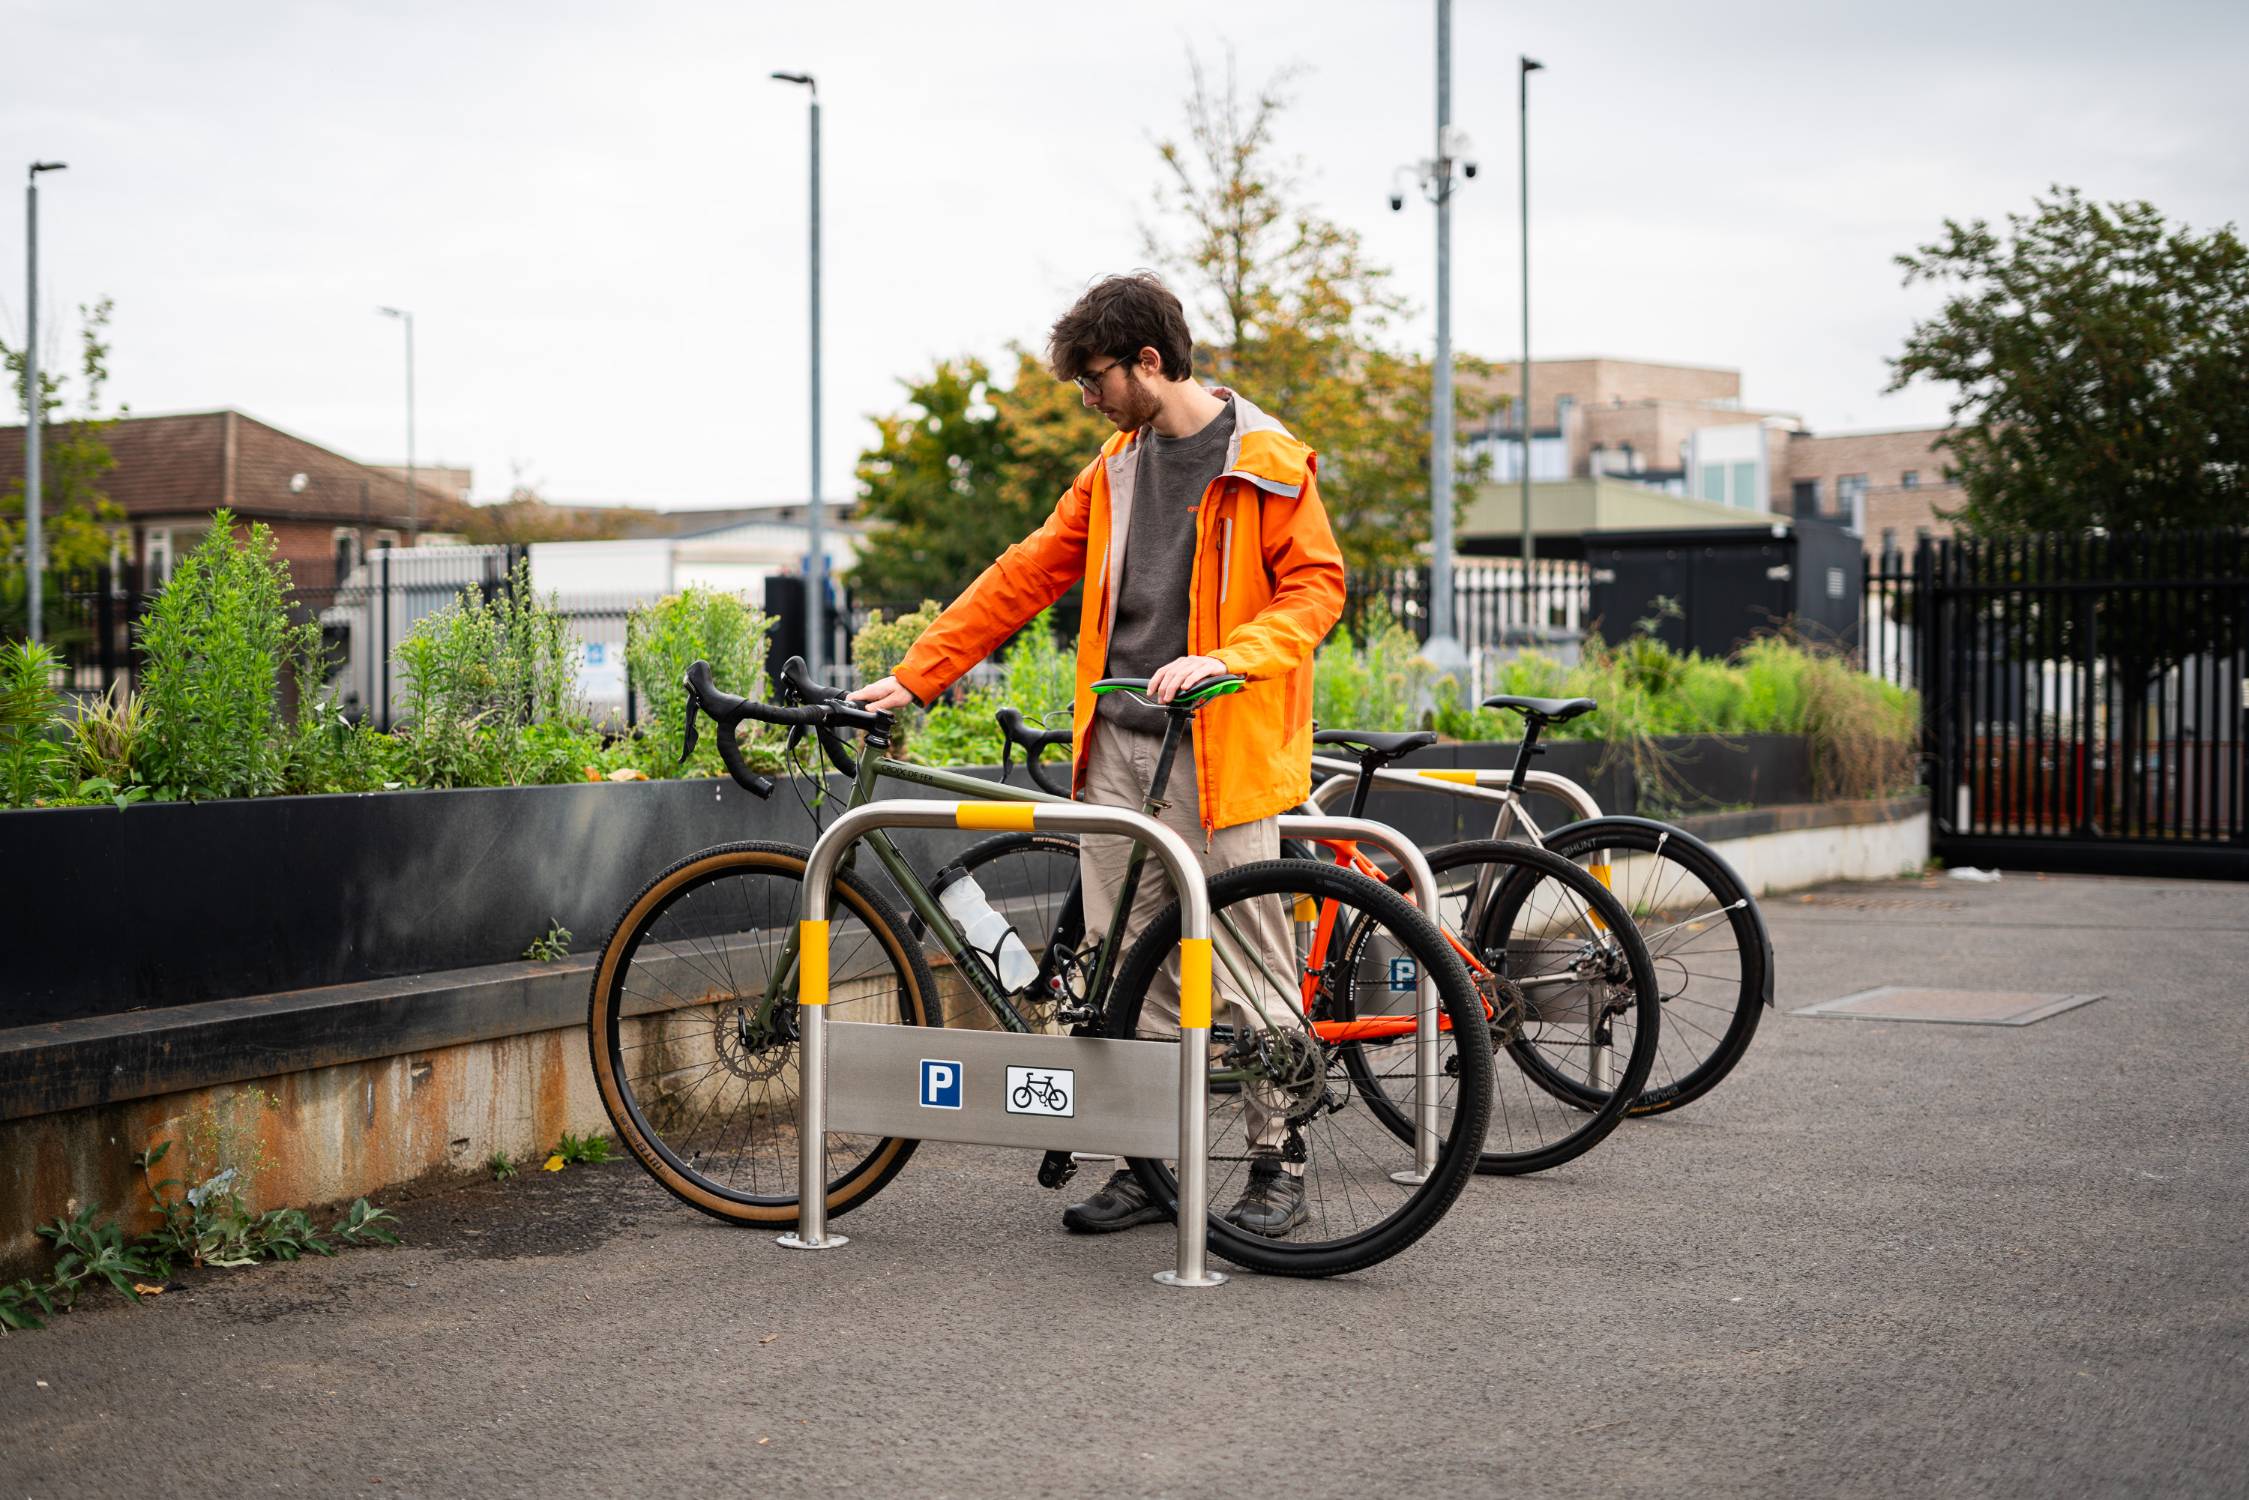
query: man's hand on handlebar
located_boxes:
[848,675,919,713]
[1148,654,1231,704]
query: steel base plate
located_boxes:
[1388,1170,1432,1186]
[776,1232,850,1251]
[1153,1268,1229,1289]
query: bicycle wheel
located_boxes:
[916,830,1086,1032]
[1536,818,1771,1116]
[1341,839,1661,1175]
[1101,860,1492,1278]
[588,840,939,1226]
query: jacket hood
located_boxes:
[1098,387,1315,497]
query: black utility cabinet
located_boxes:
[1584,523,1862,655]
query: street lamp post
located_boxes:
[1518,56,1544,617]
[377,306,417,543]
[772,70,826,682]
[1391,6,1476,681]
[23,161,67,645]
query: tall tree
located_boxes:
[1145,52,1495,568]
[1889,187,2249,533]
[2,296,129,584]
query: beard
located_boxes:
[1109,367,1164,431]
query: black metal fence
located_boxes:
[1865,532,2249,878]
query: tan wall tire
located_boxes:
[587,840,939,1226]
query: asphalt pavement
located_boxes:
[2,871,2244,1499]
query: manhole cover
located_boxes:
[1793,987,2102,1026]
[1791,893,1966,912]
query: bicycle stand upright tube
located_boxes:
[1277,814,1447,1184]
[787,798,1222,1289]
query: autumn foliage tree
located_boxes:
[851,51,1493,604]
[1144,54,1495,568]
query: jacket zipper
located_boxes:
[1219,511,1234,604]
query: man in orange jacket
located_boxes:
[851,273,1346,1235]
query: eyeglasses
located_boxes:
[1073,357,1133,396]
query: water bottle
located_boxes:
[938,873,1040,992]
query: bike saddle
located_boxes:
[1090,674,1245,713]
[1480,694,1598,724]
[1312,728,1438,762]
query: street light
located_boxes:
[377,306,417,543]
[772,69,827,682]
[1390,5,1475,680]
[1518,56,1545,610]
[23,161,67,645]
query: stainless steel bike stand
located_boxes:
[787,799,1224,1290]
[1303,763,1621,1118]
[1277,814,1447,1187]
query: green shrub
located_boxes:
[625,587,776,779]
[998,610,1075,721]
[0,640,68,808]
[1313,600,1433,733]
[392,560,583,788]
[851,599,943,688]
[63,680,148,790]
[137,512,314,800]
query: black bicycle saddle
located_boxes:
[1480,695,1598,724]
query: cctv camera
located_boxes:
[1389,192,1405,211]
[1463,161,1478,179]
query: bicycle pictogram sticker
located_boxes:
[1004,1066,1075,1117]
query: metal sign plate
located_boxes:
[824,1022,1180,1157]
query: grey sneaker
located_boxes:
[1061,1169,1168,1234]
[1223,1158,1307,1237]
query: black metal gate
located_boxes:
[1866,531,2249,879]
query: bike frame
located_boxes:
[745,707,1301,1091]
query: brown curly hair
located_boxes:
[1045,273,1195,382]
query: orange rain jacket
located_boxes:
[892,389,1346,832]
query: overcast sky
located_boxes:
[4,0,2245,507]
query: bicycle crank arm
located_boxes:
[1036,1149,1079,1190]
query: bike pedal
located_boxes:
[1036,1149,1079,1190]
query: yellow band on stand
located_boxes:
[1178,938,1214,1029]
[798,919,830,1005]
[1418,768,1481,785]
[955,804,1037,831]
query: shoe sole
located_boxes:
[1061,1204,1171,1235]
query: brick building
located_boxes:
[0,409,463,594]
[1460,357,1959,554]
[1780,426,1963,554]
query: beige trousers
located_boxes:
[1077,722,1301,1161]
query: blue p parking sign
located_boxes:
[1388,957,1418,992]
[919,1059,963,1109]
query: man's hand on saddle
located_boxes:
[847,676,918,712]
[1148,654,1230,704]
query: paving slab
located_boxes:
[1,871,2244,1499]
